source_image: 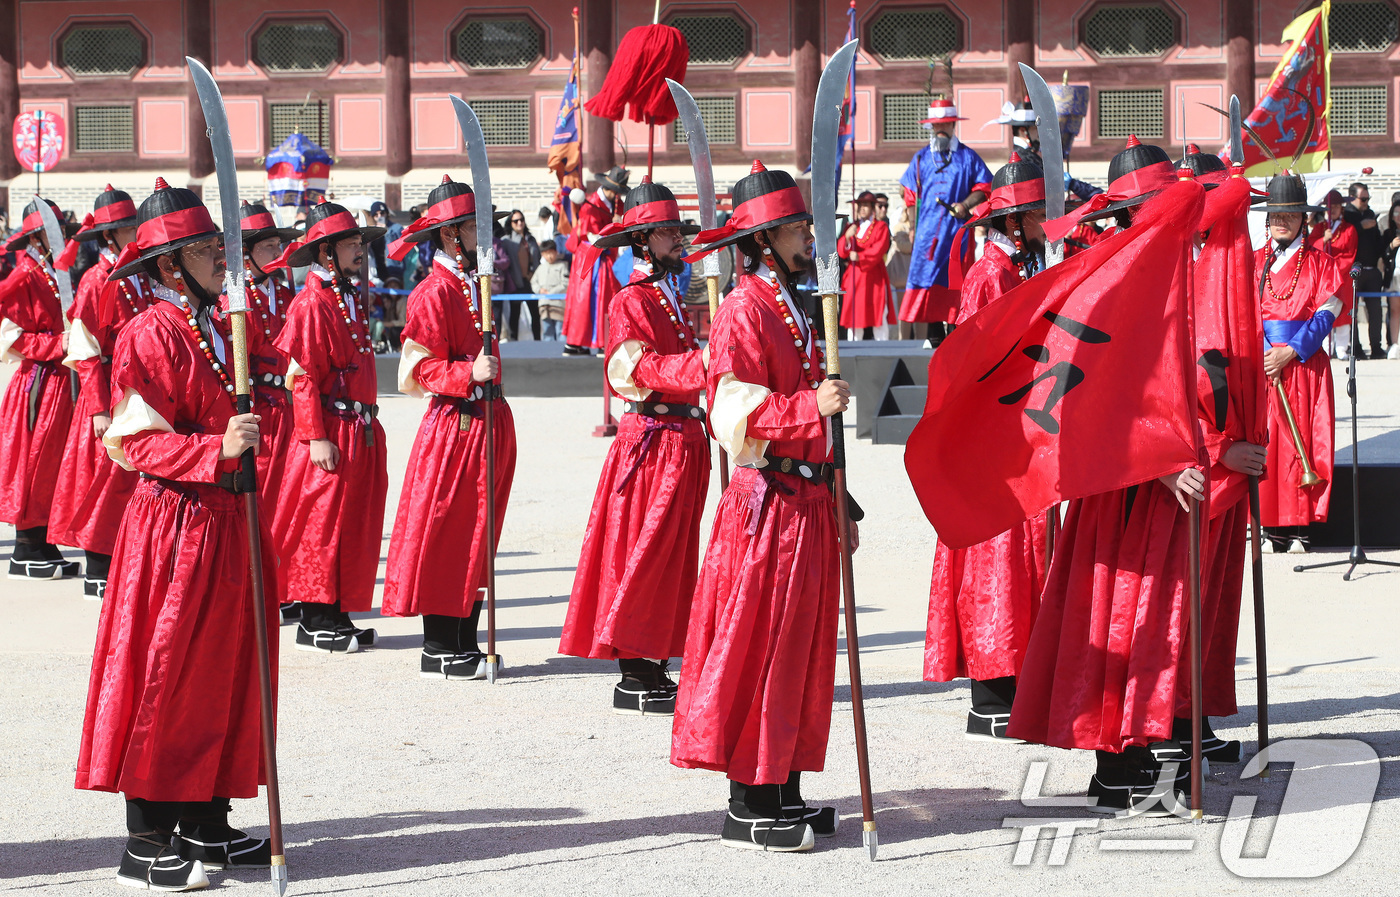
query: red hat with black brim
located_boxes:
[240,200,302,244]
[4,197,64,252]
[593,179,701,249]
[1042,138,1180,243]
[109,178,221,278]
[72,185,139,242]
[285,200,387,267]
[684,161,811,259]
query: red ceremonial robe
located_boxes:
[76,296,277,802]
[564,191,622,348]
[671,272,840,786]
[1005,189,1206,752]
[1256,236,1341,526]
[838,219,895,330]
[0,251,76,529]
[49,253,155,552]
[219,283,292,515]
[925,235,1047,682]
[273,269,388,611]
[559,267,709,660]
[382,258,517,618]
[1310,219,1357,326]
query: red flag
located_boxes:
[1237,2,1330,175]
[1194,175,1267,514]
[904,179,1204,549]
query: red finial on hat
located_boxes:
[750,159,767,174]
[1177,166,1194,180]
[1186,143,1201,155]
[1125,135,1141,149]
[441,174,451,184]
[154,177,171,190]
[241,199,251,207]
[640,174,652,184]
[104,183,114,191]
[1009,151,1022,163]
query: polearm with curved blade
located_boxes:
[813,38,878,862]
[186,56,288,895]
[450,96,503,684]
[1228,93,1271,779]
[32,199,80,402]
[666,78,728,489]
[1017,64,1067,572]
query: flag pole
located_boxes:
[1188,498,1204,821]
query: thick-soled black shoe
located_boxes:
[116,834,208,891]
[279,602,302,623]
[295,623,360,654]
[1172,718,1242,766]
[84,577,106,600]
[655,660,679,695]
[334,611,377,647]
[39,542,81,578]
[965,710,1026,744]
[782,803,839,837]
[722,809,815,852]
[613,677,676,716]
[172,827,271,870]
[421,649,487,680]
[8,557,63,580]
[1087,747,1187,818]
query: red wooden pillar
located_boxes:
[1006,0,1034,152]
[583,0,615,178]
[185,0,214,188]
[383,4,411,210]
[1225,0,1256,110]
[0,0,20,213]
[793,1,821,173]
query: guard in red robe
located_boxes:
[1009,141,1204,815]
[76,179,274,890]
[272,202,389,653]
[563,166,628,353]
[1255,174,1342,552]
[0,197,78,579]
[924,154,1049,742]
[837,191,895,337]
[49,186,151,598]
[381,176,515,679]
[671,162,852,852]
[1312,189,1358,358]
[558,180,708,714]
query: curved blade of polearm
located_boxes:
[812,39,859,297]
[1019,63,1065,268]
[32,197,73,314]
[448,94,503,685]
[185,54,287,897]
[812,37,878,862]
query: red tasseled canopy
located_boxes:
[583,24,688,125]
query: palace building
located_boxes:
[3,0,1399,221]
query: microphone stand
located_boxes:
[1293,267,1400,580]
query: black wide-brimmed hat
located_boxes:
[1181,144,1227,189]
[1257,173,1322,214]
[385,176,508,261]
[110,178,220,278]
[967,152,1047,222]
[4,197,64,252]
[285,201,386,267]
[594,166,631,195]
[593,180,701,249]
[686,160,812,257]
[240,200,301,244]
[73,185,139,242]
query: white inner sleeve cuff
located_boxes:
[0,317,22,364]
[103,388,176,471]
[712,373,772,466]
[1321,295,1344,318]
[398,337,436,398]
[607,339,652,401]
[284,356,307,394]
[63,317,102,369]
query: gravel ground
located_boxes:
[2,370,1398,896]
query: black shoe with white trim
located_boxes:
[295,623,360,654]
[116,834,208,891]
[721,810,815,852]
[84,577,106,600]
[1172,717,1242,765]
[172,828,271,870]
[778,771,838,837]
[1087,747,1188,818]
[279,602,302,623]
[421,649,487,680]
[965,710,1025,744]
[613,676,676,716]
[8,558,64,580]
